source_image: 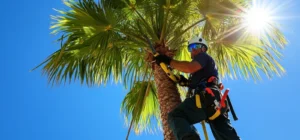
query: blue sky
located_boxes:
[1,0,300,140]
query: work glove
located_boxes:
[178,75,189,87]
[154,54,172,65]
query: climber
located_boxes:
[154,36,240,140]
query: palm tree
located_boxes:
[33,0,287,139]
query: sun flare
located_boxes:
[244,8,271,32]
[241,2,274,36]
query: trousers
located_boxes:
[168,87,240,140]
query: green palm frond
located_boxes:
[34,43,122,86]
[208,42,284,80]
[34,0,149,86]
[122,51,151,89]
[36,40,150,87]
[121,80,161,135]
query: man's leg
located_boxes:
[209,113,240,140]
[168,97,207,140]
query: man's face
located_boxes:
[188,43,206,58]
[190,48,202,58]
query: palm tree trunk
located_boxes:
[154,64,182,140]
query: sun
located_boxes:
[244,8,271,32]
[241,2,274,36]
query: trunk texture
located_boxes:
[154,64,182,140]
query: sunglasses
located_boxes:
[188,43,205,52]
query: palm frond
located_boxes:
[121,80,161,135]
[209,42,285,81]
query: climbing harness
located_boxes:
[192,76,237,121]
[144,35,238,140]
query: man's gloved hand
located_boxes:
[178,75,189,87]
[154,54,172,65]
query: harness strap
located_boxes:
[205,88,215,97]
[220,89,229,108]
[208,89,229,120]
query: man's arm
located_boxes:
[170,60,202,73]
